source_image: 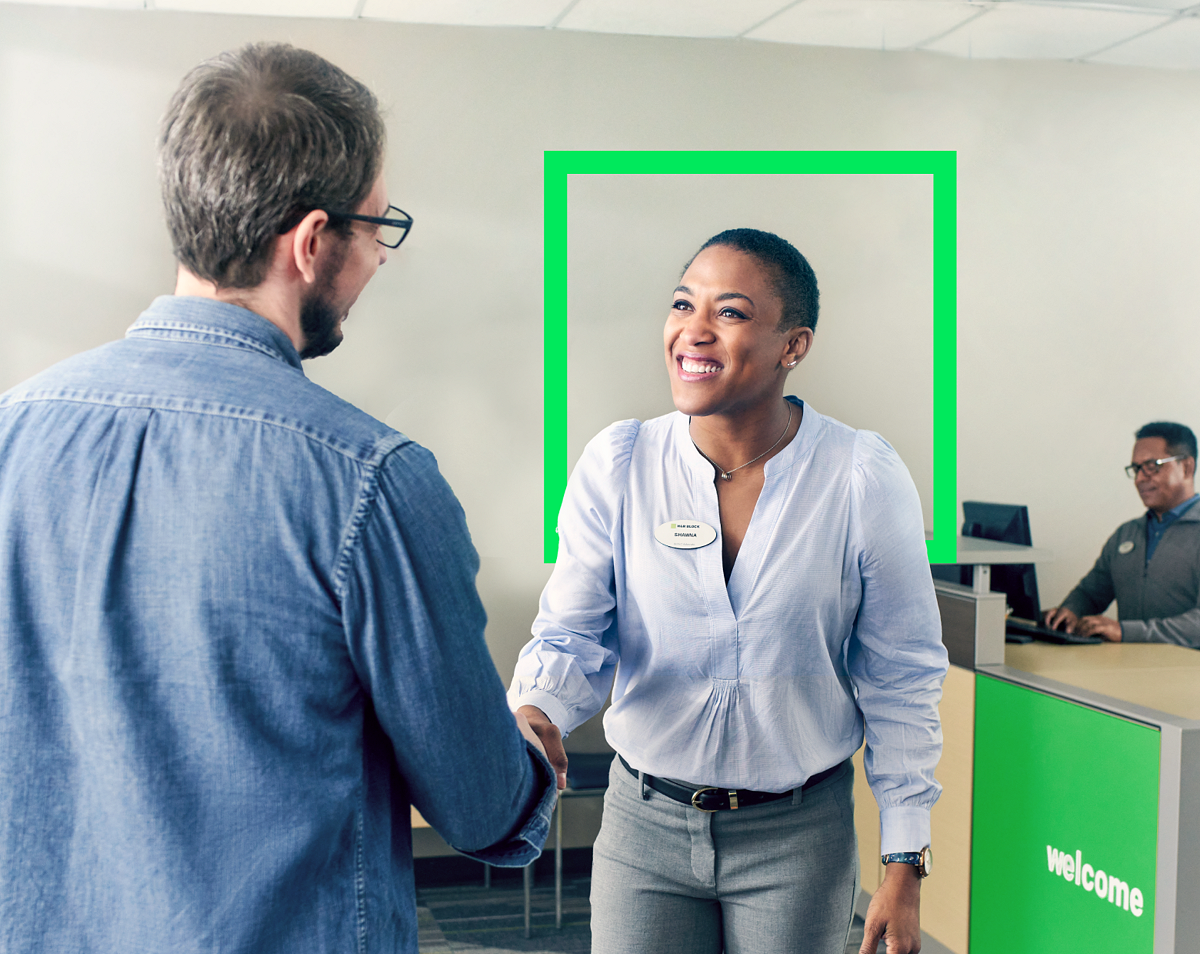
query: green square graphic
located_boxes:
[543,150,957,564]
[970,675,1160,954]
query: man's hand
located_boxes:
[1076,615,1122,641]
[1043,606,1079,632]
[516,705,568,790]
[860,863,922,954]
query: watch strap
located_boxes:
[881,846,931,878]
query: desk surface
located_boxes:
[953,535,1054,565]
[1005,642,1200,720]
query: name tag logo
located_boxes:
[655,520,717,550]
[1118,541,1135,555]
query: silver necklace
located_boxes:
[690,403,792,482]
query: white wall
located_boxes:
[4,1,1200,847]
[566,173,933,519]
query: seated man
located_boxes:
[1044,421,1200,648]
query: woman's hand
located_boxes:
[859,863,922,954]
[517,705,568,790]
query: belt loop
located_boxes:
[639,770,649,800]
[791,784,803,807]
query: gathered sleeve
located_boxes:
[845,431,949,855]
[507,421,639,736]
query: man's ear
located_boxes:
[1186,456,1196,481]
[289,209,331,286]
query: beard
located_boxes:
[298,238,350,360]
[298,286,343,360]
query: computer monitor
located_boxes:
[930,501,1041,621]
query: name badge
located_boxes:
[655,520,717,550]
[1118,540,1135,555]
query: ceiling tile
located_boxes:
[1042,0,1194,10]
[747,0,984,52]
[154,0,358,14]
[10,0,144,8]
[556,0,793,39]
[361,0,570,27]
[1086,13,1200,67]
[920,3,1169,59]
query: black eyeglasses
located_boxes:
[326,205,413,248]
[1125,455,1186,478]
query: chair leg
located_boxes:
[524,862,533,938]
[555,799,563,929]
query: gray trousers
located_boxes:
[590,755,859,954]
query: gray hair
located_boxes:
[159,43,386,289]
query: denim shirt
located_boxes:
[0,296,555,954]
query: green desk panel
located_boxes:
[970,674,1160,953]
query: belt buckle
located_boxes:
[690,786,722,812]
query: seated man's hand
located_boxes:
[1043,606,1079,632]
[1076,615,1122,641]
[516,706,568,790]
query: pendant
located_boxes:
[720,472,732,481]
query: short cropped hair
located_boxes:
[159,43,386,289]
[685,228,820,332]
[1136,421,1198,460]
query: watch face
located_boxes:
[920,846,933,877]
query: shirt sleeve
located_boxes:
[507,421,638,736]
[1060,534,1118,618]
[845,431,949,856]
[340,440,555,866]
[1120,611,1200,648]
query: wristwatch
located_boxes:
[881,845,932,878]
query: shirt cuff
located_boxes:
[454,742,558,868]
[508,688,572,735]
[879,806,932,856]
[1119,620,1148,643]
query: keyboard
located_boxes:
[1006,617,1103,645]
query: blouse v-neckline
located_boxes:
[674,397,814,611]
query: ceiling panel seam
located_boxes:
[1076,10,1182,60]
[548,0,584,29]
[738,0,809,39]
[914,4,995,51]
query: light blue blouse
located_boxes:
[509,398,948,853]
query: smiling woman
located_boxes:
[508,226,949,954]
[665,231,816,580]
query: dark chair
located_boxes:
[496,752,613,938]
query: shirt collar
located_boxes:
[125,296,304,371]
[1148,493,1200,524]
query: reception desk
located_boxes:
[972,644,1200,954]
[851,539,1200,953]
[867,628,1200,952]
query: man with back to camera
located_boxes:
[0,44,556,953]
[1043,421,1200,648]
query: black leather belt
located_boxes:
[619,755,844,812]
